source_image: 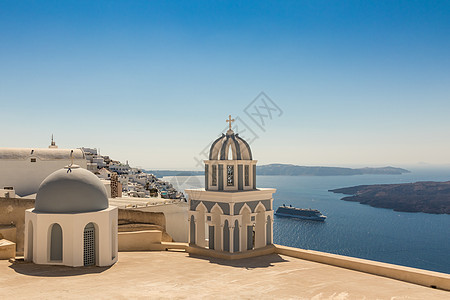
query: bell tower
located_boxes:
[204,115,256,192]
[49,134,58,149]
[186,116,275,253]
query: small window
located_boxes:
[227,165,234,186]
[30,158,36,163]
[251,216,255,221]
[245,165,249,186]
[211,165,217,186]
[207,216,211,221]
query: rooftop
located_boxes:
[1,251,448,299]
[109,196,179,208]
[0,148,85,160]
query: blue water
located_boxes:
[163,168,450,274]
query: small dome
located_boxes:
[35,165,108,213]
[209,129,252,160]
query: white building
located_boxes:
[81,147,98,156]
[100,179,112,198]
[0,187,15,198]
[92,156,106,168]
[109,163,130,174]
[133,173,149,186]
[0,148,87,197]
[118,175,129,190]
[98,167,112,180]
[24,165,118,267]
[186,119,276,253]
[87,162,98,172]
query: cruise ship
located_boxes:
[275,205,327,221]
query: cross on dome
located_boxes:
[226,115,235,130]
[49,134,58,148]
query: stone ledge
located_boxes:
[274,244,450,291]
[0,239,16,260]
[0,225,17,243]
[118,230,162,251]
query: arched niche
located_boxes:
[190,216,196,245]
[223,220,230,252]
[49,223,63,261]
[27,220,33,261]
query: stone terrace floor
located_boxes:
[0,251,448,299]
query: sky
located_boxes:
[1,1,449,169]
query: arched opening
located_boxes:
[244,165,250,187]
[208,225,215,250]
[190,216,196,245]
[50,223,63,261]
[227,145,233,160]
[223,220,230,252]
[111,221,116,260]
[196,203,207,247]
[266,215,272,245]
[249,225,255,250]
[27,221,33,261]
[211,165,217,187]
[223,139,237,160]
[240,205,252,250]
[210,205,222,250]
[255,205,266,248]
[83,223,96,266]
[233,220,240,252]
[227,165,234,186]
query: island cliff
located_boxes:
[147,165,410,177]
[256,164,409,176]
[330,181,450,214]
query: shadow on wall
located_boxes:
[187,253,288,269]
[0,197,35,255]
[8,261,112,277]
[118,209,166,229]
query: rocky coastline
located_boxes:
[330,181,450,214]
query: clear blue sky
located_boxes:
[1,1,449,169]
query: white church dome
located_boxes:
[35,165,109,213]
[209,129,253,160]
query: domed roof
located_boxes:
[35,165,109,213]
[209,129,253,160]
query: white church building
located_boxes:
[24,164,118,267]
[186,116,276,253]
[0,137,87,197]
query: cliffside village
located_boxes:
[82,147,186,201]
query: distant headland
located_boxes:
[145,170,204,178]
[255,164,410,176]
[330,181,450,214]
[146,164,409,177]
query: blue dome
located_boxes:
[35,165,108,213]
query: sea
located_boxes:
[162,167,450,274]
